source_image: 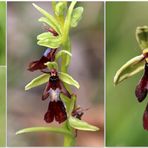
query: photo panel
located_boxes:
[0,67,6,147]
[7,2,104,147]
[0,2,6,147]
[0,2,6,65]
[106,2,148,146]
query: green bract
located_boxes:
[71,7,84,28]
[16,127,73,136]
[37,32,62,48]
[33,3,62,35]
[68,116,99,131]
[59,72,80,89]
[25,73,49,90]
[55,2,67,17]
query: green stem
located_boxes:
[60,2,77,146]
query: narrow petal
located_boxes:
[143,103,148,130]
[42,81,51,100]
[135,63,148,102]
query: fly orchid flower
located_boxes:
[28,48,57,72]
[42,68,71,123]
[28,28,58,72]
[114,26,148,130]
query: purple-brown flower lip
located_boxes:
[135,63,148,102]
[143,103,148,130]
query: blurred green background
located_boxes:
[0,67,6,147]
[107,2,148,146]
[0,2,6,65]
[7,2,104,147]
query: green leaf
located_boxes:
[55,2,67,17]
[59,72,80,89]
[16,127,72,137]
[45,61,58,70]
[32,3,61,35]
[55,50,72,62]
[25,74,49,90]
[114,54,145,85]
[37,32,62,48]
[71,7,84,28]
[68,116,99,131]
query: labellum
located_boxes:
[135,63,148,102]
[42,69,71,123]
[143,103,148,130]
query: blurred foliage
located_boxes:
[107,2,148,146]
[0,2,6,65]
[0,67,6,146]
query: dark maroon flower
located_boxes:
[28,48,57,72]
[135,63,148,102]
[143,103,148,130]
[42,69,71,123]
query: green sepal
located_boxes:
[25,73,49,91]
[55,50,72,62]
[136,26,148,50]
[114,54,145,85]
[37,32,62,48]
[16,127,73,137]
[32,3,61,35]
[59,72,80,89]
[45,61,58,70]
[68,116,99,131]
[55,2,67,17]
[71,7,84,28]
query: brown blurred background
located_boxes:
[7,2,104,146]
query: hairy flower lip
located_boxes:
[44,100,67,124]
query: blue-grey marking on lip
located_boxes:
[44,48,51,57]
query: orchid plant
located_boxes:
[114,26,148,131]
[16,1,99,146]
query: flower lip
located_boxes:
[135,63,148,102]
[44,100,67,124]
[143,103,148,130]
